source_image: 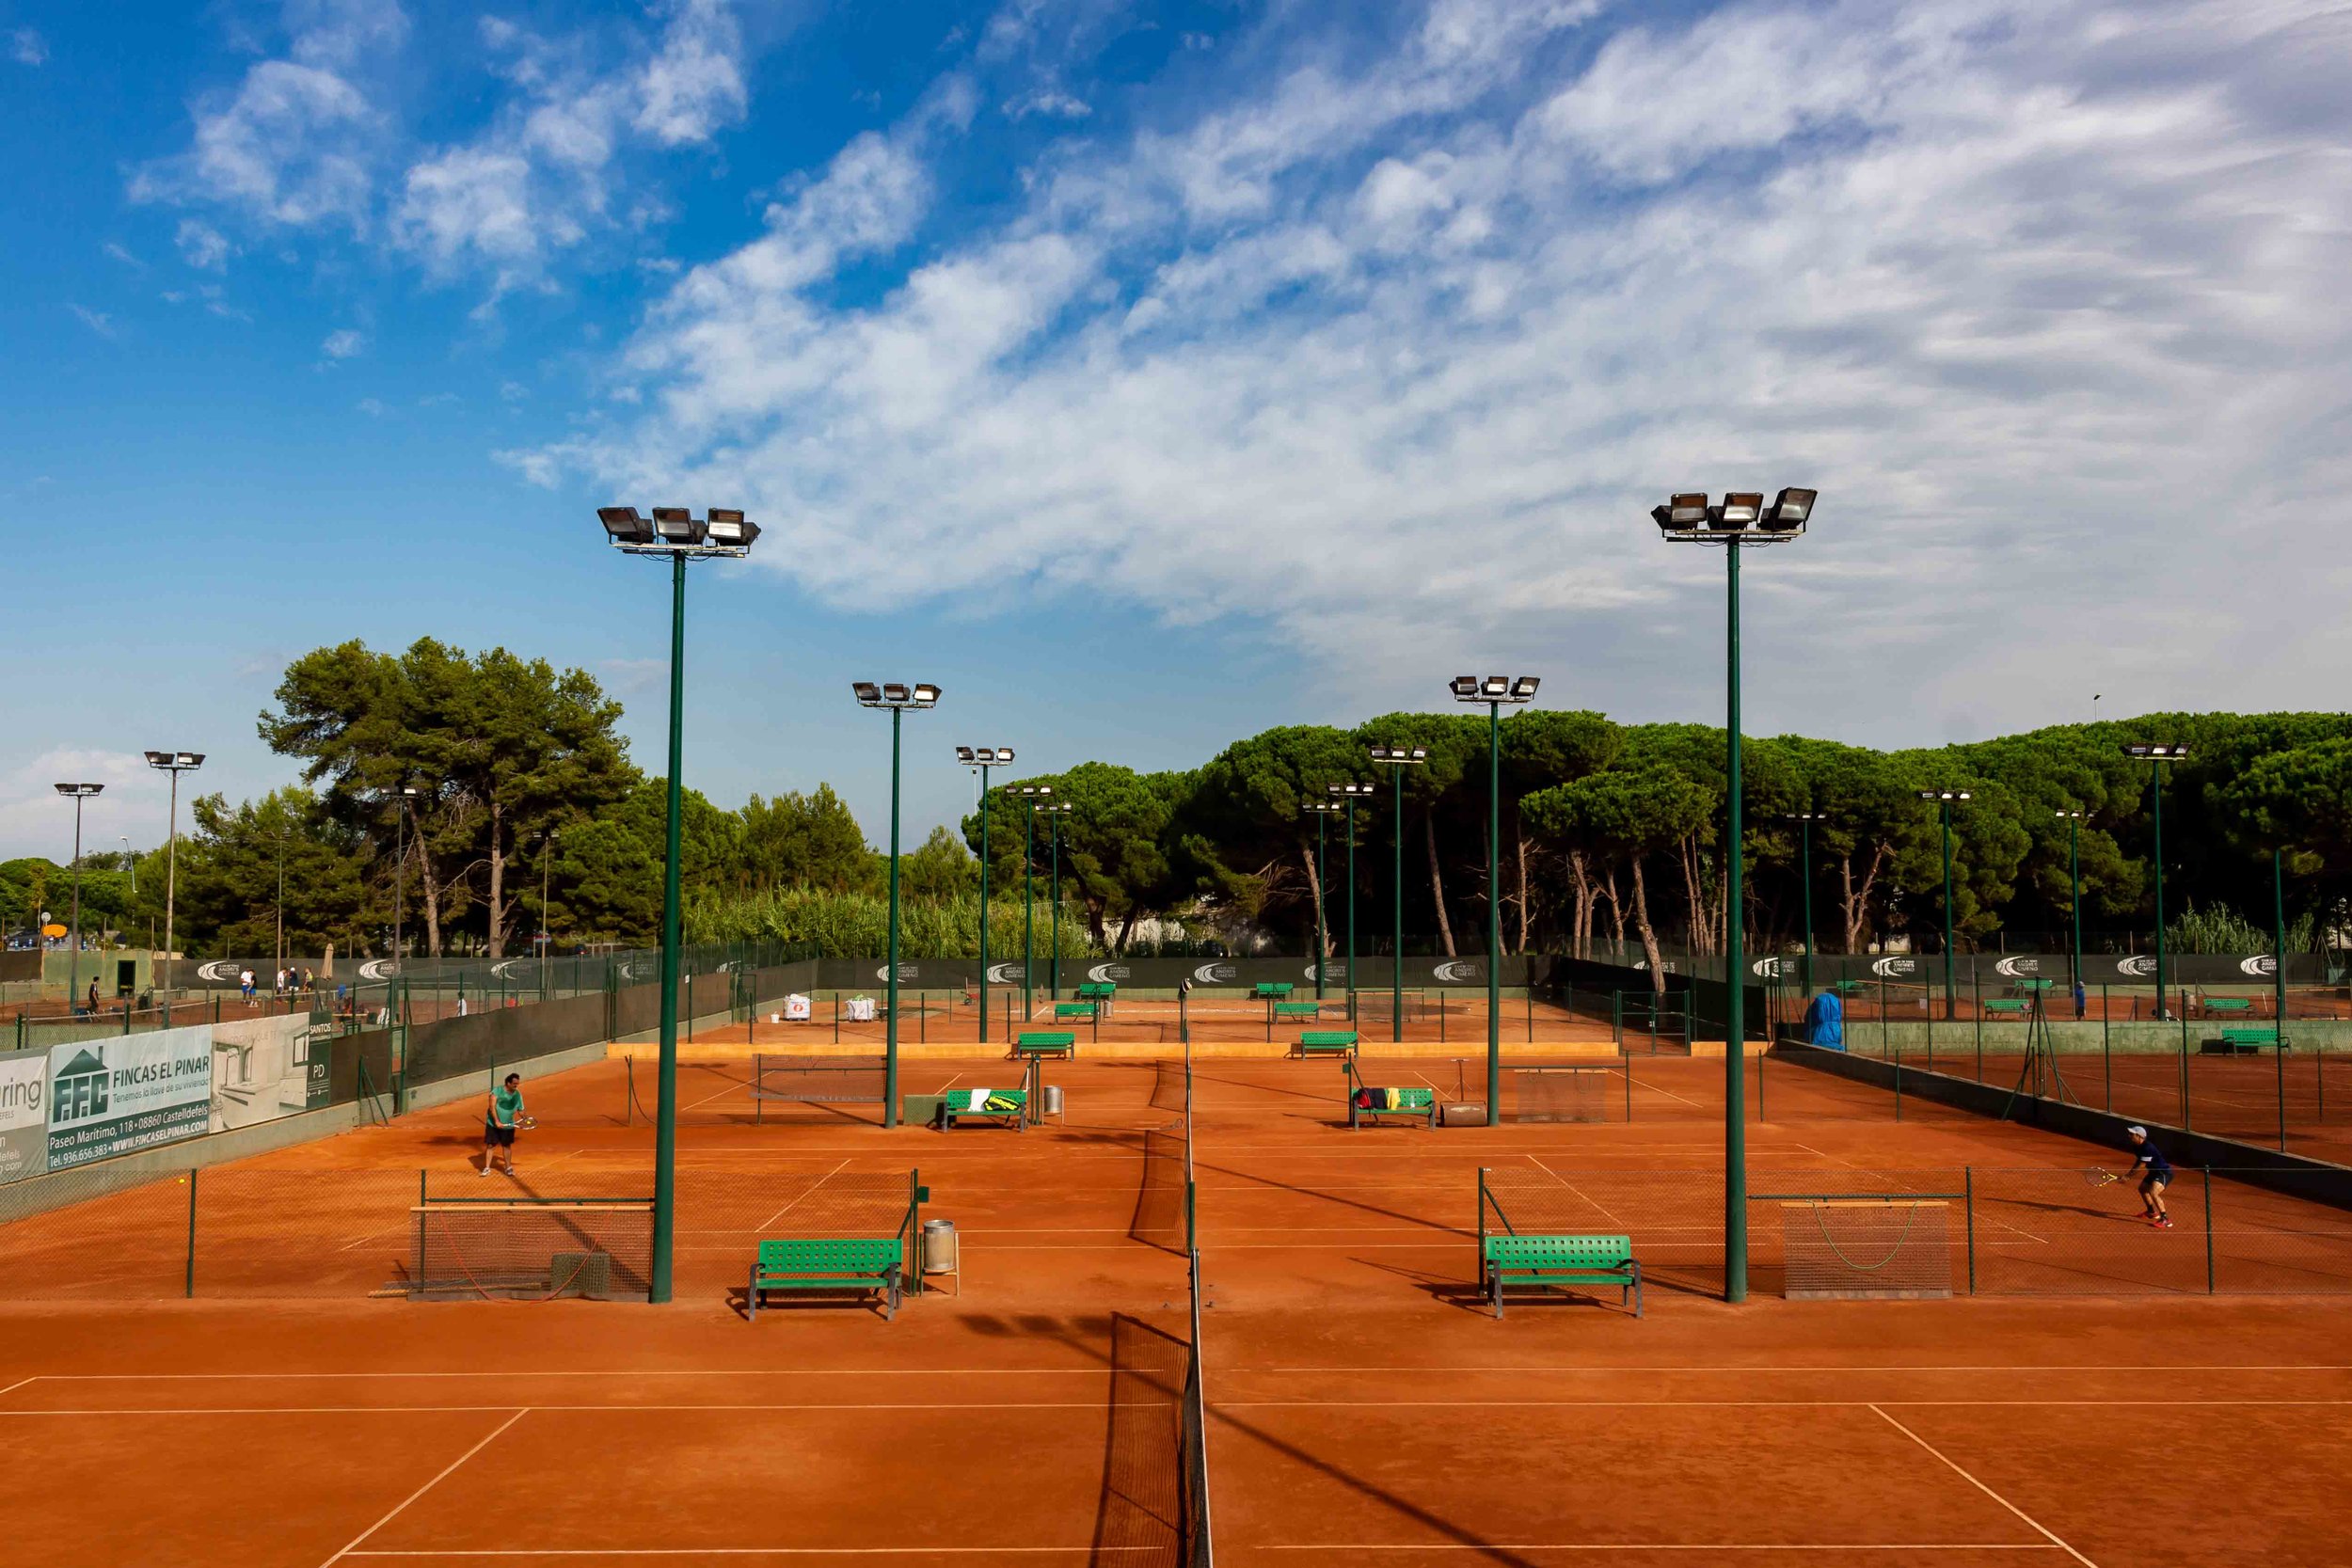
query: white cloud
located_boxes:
[1005,87,1091,120]
[9,27,45,65]
[68,305,117,340]
[0,750,156,863]
[633,0,747,147]
[176,219,232,270]
[357,397,386,416]
[518,0,2352,737]
[321,327,365,358]
[103,243,143,268]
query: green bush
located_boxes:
[685,887,1101,958]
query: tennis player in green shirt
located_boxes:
[480,1072,528,1178]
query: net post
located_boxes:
[2202,1168,2215,1293]
[2180,1009,2192,1132]
[1476,1167,1487,1243]
[183,1167,199,1298]
[1963,1167,1975,1295]
[2102,989,2111,1110]
[415,1169,427,1301]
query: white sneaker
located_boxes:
[477,1165,490,1178]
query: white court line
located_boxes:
[29,1369,1109,1382]
[0,1376,38,1401]
[345,1549,1162,1558]
[0,1402,1131,1416]
[1521,1154,1627,1228]
[321,1408,530,1567]
[1868,1404,2099,1568]
[1235,1364,2352,1374]
[754,1158,850,1232]
[1214,1399,2352,1410]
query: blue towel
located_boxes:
[1803,990,1844,1049]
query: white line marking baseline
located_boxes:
[1868,1404,2099,1568]
[321,1408,530,1567]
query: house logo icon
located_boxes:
[53,1048,109,1123]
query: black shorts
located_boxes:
[2139,1168,2170,1189]
[485,1121,517,1147]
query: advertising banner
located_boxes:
[210,1013,334,1132]
[0,1047,46,1181]
[46,1025,214,1169]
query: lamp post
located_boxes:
[1017,785,1053,1021]
[957,748,1015,1044]
[1367,746,1427,1041]
[392,785,425,966]
[2123,744,2190,1020]
[1916,791,1971,1020]
[1037,800,1073,1000]
[1450,675,1540,1117]
[854,681,944,1128]
[1305,801,1344,999]
[119,837,135,895]
[598,503,759,1303]
[1652,485,1816,1305]
[1331,783,1373,1021]
[1782,814,1820,999]
[55,784,103,1008]
[144,751,202,990]
[275,818,289,980]
[2055,810,2085,995]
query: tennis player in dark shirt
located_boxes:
[2125,1125,2174,1228]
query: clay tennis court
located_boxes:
[5,1050,2352,1565]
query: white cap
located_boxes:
[2126,1125,2147,1137]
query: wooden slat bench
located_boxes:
[747,1237,902,1321]
[1480,1233,1641,1318]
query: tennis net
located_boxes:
[1180,1055,1215,1566]
[752,1054,889,1108]
[408,1192,655,1301]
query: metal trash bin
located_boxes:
[920,1218,960,1295]
[1040,1084,1064,1121]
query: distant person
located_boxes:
[2072,978,2087,1020]
[480,1072,528,1178]
[302,967,315,991]
[2123,1125,2174,1229]
[240,968,256,1003]
[86,978,100,1016]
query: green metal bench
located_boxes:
[1982,999,2028,1016]
[2205,1026,2282,1056]
[747,1237,903,1321]
[1343,1059,1433,1129]
[1297,1029,1358,1059]
[1074,981,1116,1015]
[1252,982,1295,1000]
[1830,980,1869,996]
[1015,1031,1076,1059]
[1053,1001,1098,1021]
[2202,997,2254,1016]
[941,1088,1029,1132]
[1272,1001,1322,1020]
[1481,1233,1641,1318]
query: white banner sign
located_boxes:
[46,1025,214,1169]
[0,1047,45,1181]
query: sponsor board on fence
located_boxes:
[46,1025,214,1169]
[0,1047,44,1181]
[210,1013,334,1131]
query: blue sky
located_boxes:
[4,0,2348,862]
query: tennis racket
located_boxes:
[2081,1168,2119,1188]
[516,1116,538,1131]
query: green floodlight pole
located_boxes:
[1783,814,1820,998]
[2056,810,2085,994]
[1450,675,1539,1117]
[855,681,943,1128]
[55,784,103,1009]
[1306,802,1343,999]
[1654,486,1816,1307]
[957,747,1016,1043]
[1369,746,1428,1042]
[1917,791,1969,1020]
[2125,744,2189,1020]
[1332,783,1374,1022]
[597,504,758,1304]
[1041,800,1073,1000]
[1017,786,1051,1021]
[143,751,203,995]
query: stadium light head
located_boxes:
[1915,789,1971,801]
[1658,493,1711,533]
[911,684,941,707]
[1369,745,1428,766]
[2055,810,2085,819]
[54,783,104,799]
[959,746,1013,767]
[1456,674,1538,705]
[1330,783,1375,798]
[1762,487,1816,532]
[1509,675,1540,700]
[1449,675,1479,699]
[703,510,760,549]
[598,505,654,545]
[882,683,911,703]
[1716,492,1764,531]
[145,751,204,770]
[1018,784,1052,799]
[956,746,975,763]
[2125,743,2191,761]
[853,682,882,706]
[1305,801,1343,816]
[651,507,704,546]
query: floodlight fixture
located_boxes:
[1017,784,1053,799]
[145,751,204,771]
[2124,743,2191,761]
[1655,487,1817,545]
[598,505,654,545]
[1368,745,1428,766]
[959,745,1013,766]
[853,682,882,705]
[650,507,704,546]
[1761,487,1816,532]
[1717,492,1764,530]
[1454,674,1538,706]
[55,783,103,799]
[1916,789,1972,801]
[1330,782,1375,798]
[882,683,910,703]
[1305,800,1344,816]
[2054,809,2085,819]
[703,510,760,548]
[598,504,755,559]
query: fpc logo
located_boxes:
[51,1049,109,1122]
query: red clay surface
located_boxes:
[5,1051,2352,1565]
